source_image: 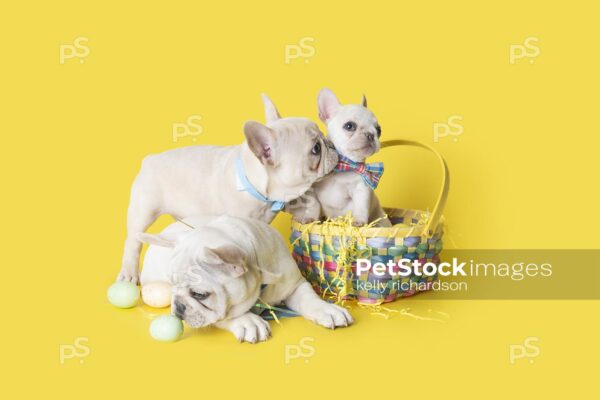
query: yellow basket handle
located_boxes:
[380,139,450,235]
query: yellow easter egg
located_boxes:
[141,282,172,308]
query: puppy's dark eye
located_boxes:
[343,121,357,131]
[311,142,321,155]
[376,125,381,138]
[190,290,210,301]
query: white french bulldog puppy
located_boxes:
[118,95,338,284]
[290,88,391,226]
[138,215,353,343]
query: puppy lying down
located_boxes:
[138,215,353,343]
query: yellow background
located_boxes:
[1,1,598,398]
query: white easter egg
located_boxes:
[141,282,172,308]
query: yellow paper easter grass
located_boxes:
[291,213,399,310]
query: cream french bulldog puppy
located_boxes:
[138,215,353,343]
[118,95,338,284]
[291,89,391,226]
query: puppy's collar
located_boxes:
[235,157,285,212]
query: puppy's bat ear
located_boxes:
[317,88,341,122]
[137,232,183,248]
[261,93,281,125]
[361,94,367,108]
[204,245,248,278]
[244,120,277,166]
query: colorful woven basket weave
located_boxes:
[290,140,449,304]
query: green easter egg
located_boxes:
[107,281,140,308]
[150,315,184,342]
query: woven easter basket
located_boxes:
[290,140,449,304]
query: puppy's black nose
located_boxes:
[174,301,186,318]
[366,132,375,142]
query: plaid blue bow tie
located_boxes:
[334,155,384,190]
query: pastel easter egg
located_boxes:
[150,315,183,342]
[107,281,140,309]
[141,282,172,308]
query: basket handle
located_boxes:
[380,139,450,235]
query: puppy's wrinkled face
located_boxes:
[243,95,339,201]
[268,117,338,187]
[326,106,381,162]
[147,231,260,328]
[317,89,382,162]
[170,267,227,328]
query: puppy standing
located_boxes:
[118,95,338,283]
[291,89,391,226]
[138,215,353,343]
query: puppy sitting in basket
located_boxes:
[290,88,392,227]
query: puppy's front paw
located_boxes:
[221,313,272,344]
[352,220,367,227]
[117,266,140,285]
[305,302,354,329]
[296,216,317,224]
